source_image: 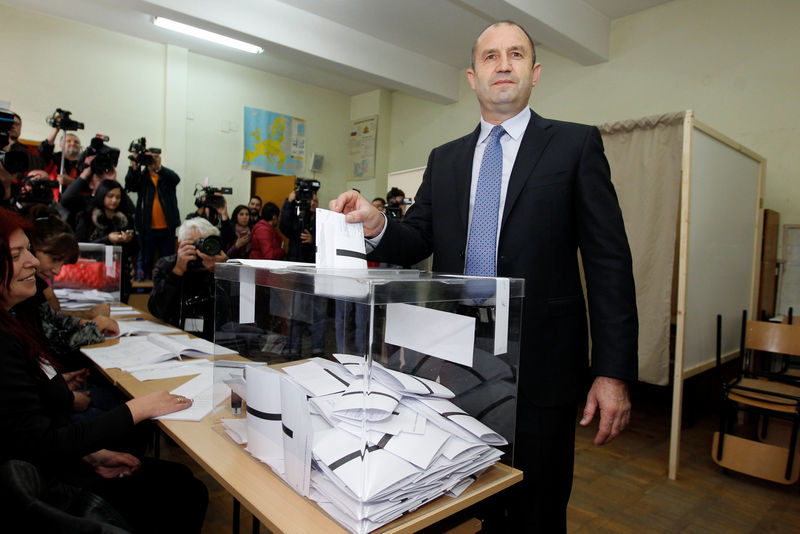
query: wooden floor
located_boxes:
[161,382,800,534]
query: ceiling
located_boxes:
[4,0,674,103]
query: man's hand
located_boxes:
[83,449,141,479]
[300,229,313,244]
[73,390,92,412]
[215,193,229,220]
[329,190,386,238]
[579,376,631,446]
[197,248,226,273]
[172,241,197,276]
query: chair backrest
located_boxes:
[745,320,800,357]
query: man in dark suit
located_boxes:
[331,20,637,532]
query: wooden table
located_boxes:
[84,318,522,533]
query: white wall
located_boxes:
[0,3,353,219]
[387,0,800,243]
[183,53,351,215]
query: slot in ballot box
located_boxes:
[212,261,524,534]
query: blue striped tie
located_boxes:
[465,125,505,277]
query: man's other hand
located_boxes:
[329,190,386,238]
[579,376,631,446]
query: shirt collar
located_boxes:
[478,107,531,144]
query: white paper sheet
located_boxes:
[315,208,367,269]
[385,304,475,367]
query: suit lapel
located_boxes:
[454,125,481,232]
[501,111,554,230]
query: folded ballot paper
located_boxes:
[82,334,236,371]
[226,355,508,534]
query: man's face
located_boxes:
[9,116,21,141]
[248,197,262,212]
[311,193,319,211]
[467,23,540,122]
[62,134,81,159]
[146,152,162,172]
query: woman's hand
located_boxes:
[62,368,89,391]
[72,390,92,412]
[126,390,192,424]
[89,302,110,317]
[83,449,141,479]
[235,233,251,248]
[92,316,119,337]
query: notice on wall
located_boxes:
[349,116,377,180]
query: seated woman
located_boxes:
[74,179,137,303]
[0,208,208,533]
[226,204,253,259]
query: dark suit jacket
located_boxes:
[372,111,638,411]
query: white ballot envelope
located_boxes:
[315,208,367,269]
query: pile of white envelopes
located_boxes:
[226,353,507,534]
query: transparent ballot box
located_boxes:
[212,261,524,533]
[52,243,122,301]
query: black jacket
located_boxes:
[124,166,181,233]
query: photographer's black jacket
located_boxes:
[124,165,181,233]
[280,198,315,263]
[148,254,229,342]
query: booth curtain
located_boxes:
[597,111,685,385]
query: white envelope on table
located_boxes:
[312,427,420,501]
[332,380,400,422]
[281,360,352,397]
[246,365,285,474]
[403,396,507,446]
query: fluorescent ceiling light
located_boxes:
[153,16,263,54]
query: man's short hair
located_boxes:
[470,20,537,70]
[261,202,280,221]
[387,187,405,200]
[373,197,386,206]
[250,195,262,204]
[178,217,220,242]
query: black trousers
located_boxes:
[69,457,208,534]
[481,403,578,534]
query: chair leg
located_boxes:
[718,401,728,461]
[760,415,769,440]
[233,498,240,534]
[786,419,799,481]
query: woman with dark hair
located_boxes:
[250,202,285,260]
[74,179,137,302]
[226,204,253,259]
[0,208,208,532]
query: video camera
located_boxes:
[194,185,233,210]
[293,177,320,232]
[0,108,28,175]
[128,137,162,167]
[78,134,120,174]
[13,174,59,205]
[386,196,411,220]
[46,108,84,132]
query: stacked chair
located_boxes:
[713,312,800,484]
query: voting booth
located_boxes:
[211,262,524,534]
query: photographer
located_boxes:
[40,131,82,198]
[124,146,180,280]
[279,180,319,263]
[148,217,228,341]
[386,187,410,220]
[59,153,125,229]
[2,112,46,171]
[187,187,235,252]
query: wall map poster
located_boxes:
[349,116,377,180]
[243,106,305,175]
